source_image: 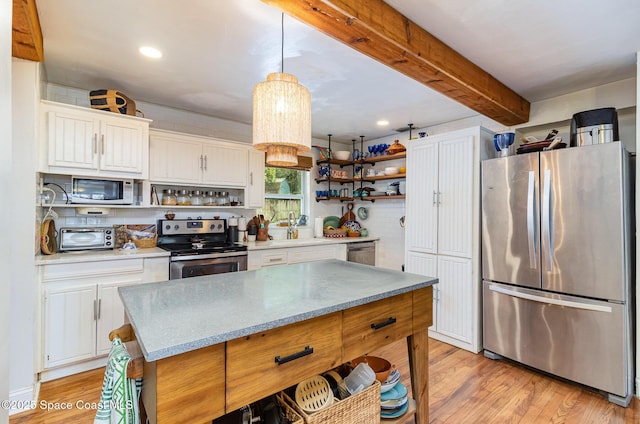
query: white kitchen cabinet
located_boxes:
[149,129,248,188]
[404,126,494,353]
[247,244,347,270]
[39,100,150,178]
[43,283,97,368]
[39,256,169,379]
[246,150,265,208]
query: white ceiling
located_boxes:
[35,0,640,142]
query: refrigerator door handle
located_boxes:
[527,171,537,269]
[488,284,613,313]
[542,169,553,272]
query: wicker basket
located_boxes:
[323,228,347,238]
[283,380,381,424]
[276,393,304,424]
[131,234,157,248]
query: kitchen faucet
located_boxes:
[287,211,296,239]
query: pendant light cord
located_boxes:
[281,13,284,73]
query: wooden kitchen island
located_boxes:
[119,259,436,423]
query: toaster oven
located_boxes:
[59,227,114,251]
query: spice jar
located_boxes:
[190,190,203,206]
[204,191,216,206]
[161,189,177,206]
[217,191,228,205]
[177,189,191,206]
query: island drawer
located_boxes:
[342,291,413,360]
[226,312,343,411]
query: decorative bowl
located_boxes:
[333,150,351,160]
[384,167,399,175]
[352,355,392,383]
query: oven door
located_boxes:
[170,255,248,279]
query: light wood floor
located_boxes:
[11,338,640,423]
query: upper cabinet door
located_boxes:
[202,141,248,187]
[437,135,474,258]
[246,150,265,208]
[149,133,202,184]
[41,101,151,177]
[405,139,438,254]
[98,117,148,176]
[47,109,99,171]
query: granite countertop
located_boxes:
[119,259,437,362]
[35,247,170,265]
[244,236,378,251]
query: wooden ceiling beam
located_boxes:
[12,0,44,62]
[261,0,530,126]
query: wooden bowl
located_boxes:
[351,355,391,383]
[347,231,360,237]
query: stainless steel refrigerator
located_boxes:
[481,141,634,406]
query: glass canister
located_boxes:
[204,191,216,206]
[177,189,191,206]
[190,190,203,206]
[161,189,177,206]
[218,191,228,205]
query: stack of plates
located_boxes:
[379,370,409,419]
[516,140,567,154]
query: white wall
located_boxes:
[1,0,12,421]
[9,60,40,412]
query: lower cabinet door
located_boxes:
[96,279,142,356]
[44,284,97,368]
[436,256,472,344]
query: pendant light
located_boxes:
[253,13,311,167]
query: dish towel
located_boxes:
[94,337,142,424]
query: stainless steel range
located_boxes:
[157,218,248,279]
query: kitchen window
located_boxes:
[258,167,310,223]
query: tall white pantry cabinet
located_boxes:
[405,127,494,353]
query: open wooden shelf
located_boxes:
[355,173,405,182]
[315,176,355,184]
[360,151,406,164]
[360,195,405,202]
[382,398,416,423]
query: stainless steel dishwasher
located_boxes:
[346,241,376,266]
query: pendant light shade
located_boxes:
[253,72,311,166]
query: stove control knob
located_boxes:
[217,224,223,230]
[209,224,215,231]
[174,225,179,230]
[165,224,171,231]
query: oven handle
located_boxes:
[170,251,248,261]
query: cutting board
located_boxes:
[338,202,356,227]
[40,219,57,255]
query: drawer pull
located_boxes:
[275,345,314,365]
[371,317,397,330]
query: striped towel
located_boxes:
[94,337,142,424]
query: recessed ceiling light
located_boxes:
[377,120,389,126]
[139,46,162,59]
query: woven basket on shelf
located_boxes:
[283,380,381,424]
[323,228,347,238]
[276,393,304,424]
[131,234,157,248]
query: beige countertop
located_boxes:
[35,237,377,264]
[243,236,378,251]
[35,247,170,265]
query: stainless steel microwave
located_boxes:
[59,227,114,251]
[71,176,134,205]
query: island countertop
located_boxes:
[119,259,437,362]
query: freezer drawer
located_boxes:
[483,281,631,399]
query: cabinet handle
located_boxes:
[204,155,208,171]
[93,300,97,321]
[101,135,105,155]
[93,134,98,154]
[432,190,437,205]
[200,155,204,171]
[437,191,442,205]
[98,299,102,320]
[275,345,314,365]
[250,172,253,185]
[371,317,397,330]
